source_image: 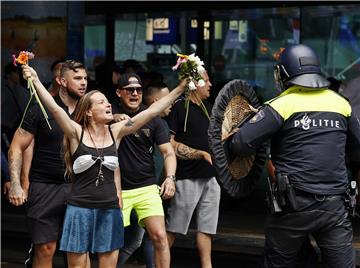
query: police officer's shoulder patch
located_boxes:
[249,110,265,123]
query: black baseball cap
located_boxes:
[117,73,142,89]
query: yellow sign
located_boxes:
[153,18,169,30]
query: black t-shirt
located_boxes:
[21,95,70,184]
[167,98,217,180]
[113,104,169,190]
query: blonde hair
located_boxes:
[63,90,100,178]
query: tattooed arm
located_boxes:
[170,135,212,165]
[4,139,33,198]
[8,128,34,206]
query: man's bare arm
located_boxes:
[20,139,34,196]
[8,128,34,206]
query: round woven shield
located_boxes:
[222,95,255,179]
[208,80,266,198]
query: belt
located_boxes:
[294,189,344,201]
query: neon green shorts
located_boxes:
[122,184,164,227]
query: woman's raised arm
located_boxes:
[22,65,80,138]
[112,79,187,139]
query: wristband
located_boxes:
[165,175,176,181]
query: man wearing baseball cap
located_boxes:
[113,73,177,268]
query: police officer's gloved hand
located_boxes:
[223,136,235,163]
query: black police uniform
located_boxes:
[229,84,360,267]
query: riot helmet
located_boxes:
[274,44,330,91]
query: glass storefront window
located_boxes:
[301,5,360,83]
[85,4,359,102]
[84,24,106,82]
[210,7,300,103]
[84,25,106,68]
[114,13,190,89]
[114,19,152,62]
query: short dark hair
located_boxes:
[51,59,65,72]
[143,82,168,105]
[60,60,85,77]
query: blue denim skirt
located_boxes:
[59,204,124,253]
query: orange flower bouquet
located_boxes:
[12,51,51,129]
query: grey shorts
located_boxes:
[166,177,221,235]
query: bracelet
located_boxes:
[165,175,176,181]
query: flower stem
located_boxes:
[27,79,52,130]
[184,98,189,132]
[18,91,34,129]
[199,101,210,120]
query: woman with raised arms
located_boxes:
[22,65,186,268]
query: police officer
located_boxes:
[227,44,360,267]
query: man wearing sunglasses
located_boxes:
[112,73,177,268]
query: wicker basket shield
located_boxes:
[208,80,266,198]
[222,95,256,179]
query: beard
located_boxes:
[67,89,82,100]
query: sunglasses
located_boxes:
[123,87,143,94]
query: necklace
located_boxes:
[87,126,106,186]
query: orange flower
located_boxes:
[12,51,35,66]
[12,50,51,130]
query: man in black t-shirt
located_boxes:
[166,70,221,268]
[113,73,176,268]
[143,82,172,182]
[8,60,87,268]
